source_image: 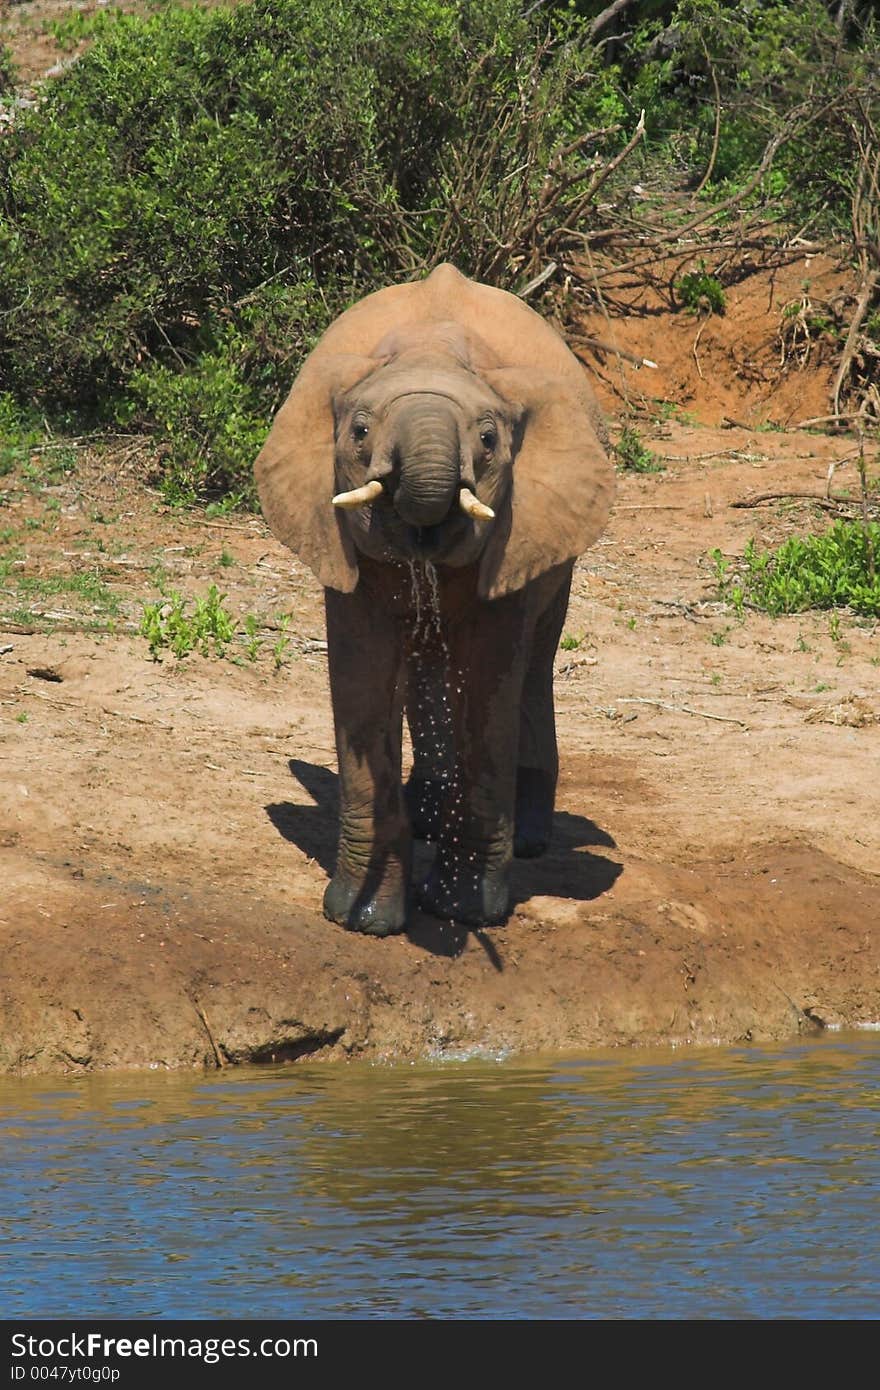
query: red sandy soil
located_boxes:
[2,250,879,1073]
[0,10,877,1071]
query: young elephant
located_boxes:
[255,264,613,935]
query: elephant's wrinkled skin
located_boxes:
[255,264,614,934]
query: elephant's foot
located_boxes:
[404,774,447,841]
[323,871,409,937]
[514,766,555,859]
[418,859,510,927]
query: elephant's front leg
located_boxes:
[323,586,410,936]
[515,566,572,858]
[418,593,528,927]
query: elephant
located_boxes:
[255,263,614,935]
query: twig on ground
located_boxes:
[193,519,259,534]
[558,655,598,676]
[795,413,865,428]
[615,697,749,727]
[692,318,708,379]
[570,334,658,368]
[193,1001,226,1069]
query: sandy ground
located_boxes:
[2,390,878,1073]
[0,10,878,1071]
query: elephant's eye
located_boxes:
[479,427,497,452]
[352,421,369,443]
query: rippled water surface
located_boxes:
[2,1034,879,1318]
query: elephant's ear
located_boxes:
[477,366,615,600]
[255,352,376,592]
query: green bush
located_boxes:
[0,43,16,95]
[123,277,335,500]
[713,523,880,617]
[614,426,663,474]
[2,0,875,502]
[675,263,726,315]
[0,0,619,497]
[626,0,876,227]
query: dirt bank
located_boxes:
[1,253,879,1074]
[2,448,878,1068]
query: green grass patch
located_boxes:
[13,570,121,614]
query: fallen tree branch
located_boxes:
[831,269,879,417]
[730,490,872,510]
[588,0,641,44]
[570,334,658,368]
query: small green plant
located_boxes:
[560,633,581,651]
[219,547,235,569]
[15,711,28,724]
[140,585,236,659]
[614,427,663,474]
[675,263,727,316]
[714,522,880,617]
[272,615,292,670]
[710,627,730,646]
[243,614,262,662]
[0,547,23,581]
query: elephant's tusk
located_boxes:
[331,479,385,509]
[459,488,495,521]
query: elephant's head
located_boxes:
[255,264,613,598]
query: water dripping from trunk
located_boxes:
[405,562,476,916]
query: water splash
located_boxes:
[404,562,480,913]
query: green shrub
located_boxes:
[675,263,726,315]
[0,394,44,476]
[713,523,880,617]
[625,0,875,232]
[0,0,619,497]
[44,8,128,52]
[3,0,874,504]
[123,277,335,499]
[0,43,16,95]
[614,426,663,474]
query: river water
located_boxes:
[2,1033,878,1319]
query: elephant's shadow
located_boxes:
[266,759,622,963]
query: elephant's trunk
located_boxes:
[391,398,461,528]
